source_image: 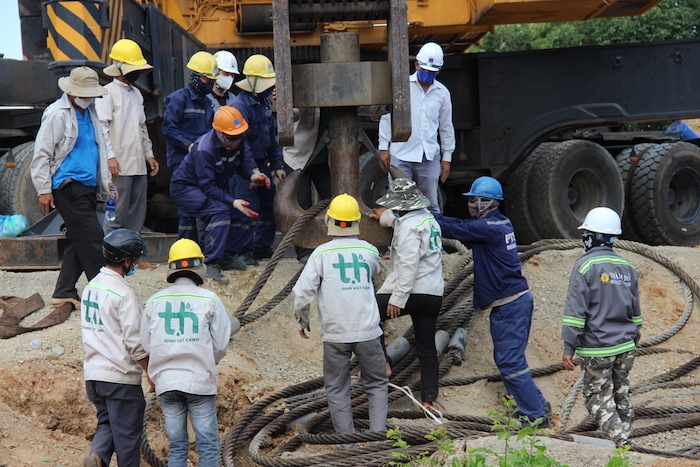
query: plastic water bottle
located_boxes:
[105,188,117,222]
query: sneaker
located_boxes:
[253,246,274,260]
[220,257,247,271]
[521,415,549,429]
[206,264,230,285]
[237,253,259,266]
[338,443,358,451]
[83,454,99,467]
[50,297,81,310]
[543,400,552,416]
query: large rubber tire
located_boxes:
[0,142,44,226]
[615,143,658,243]
[504,142,556,245]
[528,140,624,239]
[359,152,390,209]
[630,142,700,246]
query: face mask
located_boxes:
[124,71,141,84]
[417,70,438,84]
[200,80,215,96]
[257,87,273,99]
[126,262,138,277]
[216,75,234,92]
[74,97,94,109]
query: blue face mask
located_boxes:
[126,263,138,277]
[257,87,273,99]
[417,70,438,84]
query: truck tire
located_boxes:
[615,143,657,243]
[504,142,556,244]
[630,142,700,246]
[528,140,623,239]
[0,142,44,226]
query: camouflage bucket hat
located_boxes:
[376,178,430,211]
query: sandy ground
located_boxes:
[0,242,700,466]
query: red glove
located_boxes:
[250,172,271,189]
[233,199,259,218]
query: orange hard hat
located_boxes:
[212,106,249,136]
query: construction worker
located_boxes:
[81,229,151,467]
[163,50,217,241]
[30,66,113,310]
[562,207,642,447]
[141,239,233,467]
[370,178,443,409]
[293,194,388,449]
[169,106,270,284]
[436,176,550,427]
[378,42,455,213]
[232,54,284,262]
[97,39,159,236]
[208,50,239,112]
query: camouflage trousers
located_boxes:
[580,350,635,446]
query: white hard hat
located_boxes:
[416,42,444,71]
[578,207,622,235]
[213,50,239,74]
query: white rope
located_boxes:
[389,382,443,424]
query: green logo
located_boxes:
[83,290,103,325]
[429,225,442,251]
[332,252,371,284]
[158,302,199,336]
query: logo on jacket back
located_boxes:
[429,225,442,251]
[158,302,200,336]
[332,253,371,285]
[82,290,103,326]
[600,271,631,286]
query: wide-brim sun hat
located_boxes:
[167,262,207,286]
[58,66,107,97]
[235,76,276,94]
[103,61,154,77]
[375,178,430,211]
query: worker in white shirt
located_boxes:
[97,39,159,235]
[378,42,455,213]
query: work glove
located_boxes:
[250,172,271,189]
[233,199,259,218]
[274,169,286,182]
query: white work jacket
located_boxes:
[377,209,444,308]
[95,79,155,176]
[378,73,455,163]
[293,236,382,344]
[31,93,111,196]
[141,277,231,396]
[81,267,148,385]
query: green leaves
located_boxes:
[470,0,700,53]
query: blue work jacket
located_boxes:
[437,210,529,309]
[170,129,257,207]
[232,92,283,171]
[163,84,214,170]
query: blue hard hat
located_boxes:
[464,176,503,200]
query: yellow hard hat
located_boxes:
[168,238,205,263]
[187,51,218,79]
[242,54,275,78]
[327,194,361,222]
[109,39,147,66]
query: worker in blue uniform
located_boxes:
[436,176,550,428]
[231,54,285,262]
[163,51,218,240]
[169,106,270,285]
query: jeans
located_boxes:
[160,391,220,467]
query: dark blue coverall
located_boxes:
[231,91,283,255]
[437,210,547,422]
[163,83,215,240]
[169,129,257,266]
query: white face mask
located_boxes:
[73,97,94,109]
[216,75,234,92]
